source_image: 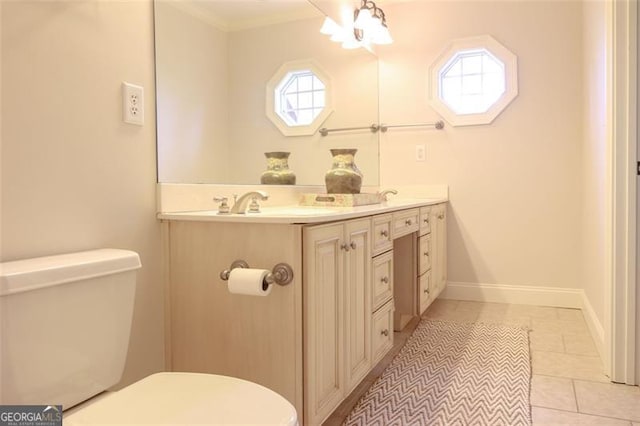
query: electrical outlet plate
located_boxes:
[122,82,144,125]
[416,144,426,161]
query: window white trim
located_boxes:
[266,59,333,136]
[429,35,518,126]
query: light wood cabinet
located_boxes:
[303,218,372,425]
[163,201,447,425]
[431,204,447,296]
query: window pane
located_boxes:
[297,109,313,125]
[442,58,462,78]
[461,74,482,95]
[298,92,313,109]
[298,74,313,91]
[461,54,482,74]
[313,91,325,108]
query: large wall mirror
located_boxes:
[154,0,380,186]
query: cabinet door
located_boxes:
[303,223,345,425]
[419,270,432,314]
[418,233,432,276]
[432,204,448,295]
[344,218,372,393]
[371,299,394,365]
[372,251,393,311]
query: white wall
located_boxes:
[379,1,584,291]
[581,0,607,337]
[1,0,164,388]
[155,2,231,183]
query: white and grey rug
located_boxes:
[344,319,531,426]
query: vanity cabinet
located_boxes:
[161,201,447,425]
[303,218,372,424]
[431,204,447,296]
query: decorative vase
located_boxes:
[260,151,296,185]
[324,148,363,194]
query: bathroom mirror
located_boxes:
[154,0,380,186]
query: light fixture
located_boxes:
[353,0,392,45]
[318,0,392,50]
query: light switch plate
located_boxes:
[416,144,426,161]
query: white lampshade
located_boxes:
[353,8,373,30]
[320,17,341,35]
[372,24,393,45]
[341,34,361,49]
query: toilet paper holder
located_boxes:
[219,260,294,287]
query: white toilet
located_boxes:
[0,249,297,425]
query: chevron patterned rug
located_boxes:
[344,319,531,426]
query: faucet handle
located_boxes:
[248,196,262,213]
[213,196,230,214]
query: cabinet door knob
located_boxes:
[350,241,357,250]
[381,329,389,337]
[405,219,412,226]
[380,276,389,284]
[424,218,429,224]
[380,229,388,237]
[424,288,429,294]
[438,214,444,220]
[340,243,350,252]
[423,251,429,257]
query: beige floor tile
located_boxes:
[530,375,577,411]
[574,380,640,422]
[533,407,632,425]
[564,333,599,356]
[557,308,585,322]
[530,331,565,352]
[532,351,609,382]
[424,308,479,322]
[509,304,559,319]
[455,300,486,312]
[532,318,590,335]
[475,311,531,327]
[428,298,459,312]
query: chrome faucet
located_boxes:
[379,189,398,202]
[230,190,269,214]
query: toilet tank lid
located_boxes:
[0,249,141,296]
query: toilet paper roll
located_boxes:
[227,268,272,296]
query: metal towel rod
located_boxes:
[318,121,444,136]
[379,120,445,132]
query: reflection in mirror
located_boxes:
[154,0,379,186]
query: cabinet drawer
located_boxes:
[392,209,419,239]
[418,234,432,276]
[372,251,393,311]
[419,270,432,315]
[372,299,394,365]
[372,214,393,256]
[419,206,432,236]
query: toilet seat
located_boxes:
[64,372,298,425]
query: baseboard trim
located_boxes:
[581,292,606,361]
[440,281,583,308]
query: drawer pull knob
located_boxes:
[380,229,388,237]
[423,252,429,257]
[350,241,357,250]
[424,288,429,294]
[381,329,389,337]
[380,276,389,283]
[340,243,350,252]
[424,218,429,224]
[438,214,444,220]
[405,219,412,226]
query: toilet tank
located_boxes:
[0,249,141,409]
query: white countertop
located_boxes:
[157,198,448,224]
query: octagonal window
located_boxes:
[275,70,325,127]
[266,60,333,136]
[430,35,518,126]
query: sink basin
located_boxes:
[259,206,340,216]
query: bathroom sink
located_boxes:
[259,206,341,216]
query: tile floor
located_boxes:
[323,299,640,425]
